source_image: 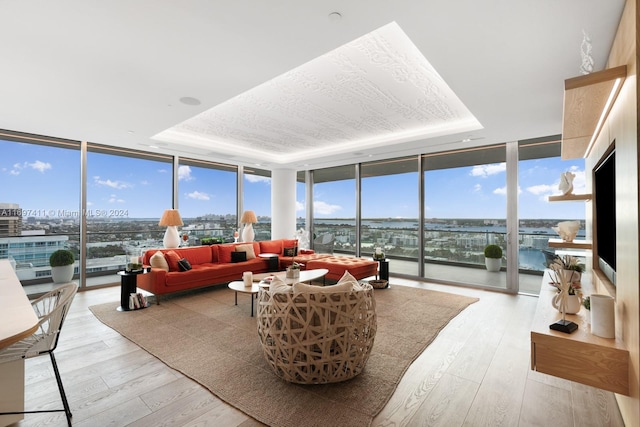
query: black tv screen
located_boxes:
[594,149,616,284]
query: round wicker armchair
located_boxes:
[257,280,376,384]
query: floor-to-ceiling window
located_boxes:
[361,156,419,276]
[0,132,81,295]
[243,166,271,241]
[517,137,586,294]
[312,165,356,255]
[86,144,173,287]
[422,144,508,290]
[178,158,238,244]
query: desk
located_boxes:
[0,260,39,426]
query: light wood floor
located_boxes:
[12,278,624,427]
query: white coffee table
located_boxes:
[228,268,329,316]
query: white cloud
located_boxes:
[6,160,51,175]
[94,177,132,190]
[473,183,482,192]
[158,169,168,174]
[470,163,506,177]
[186,190,210,200]
[108,196,125,203]
[296,200,305,212]
[245,174,271,184]
[178,165,193,181]
[527,184,554,195]
[313,200,342,215]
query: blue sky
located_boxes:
[1,140,585,220]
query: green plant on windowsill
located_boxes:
[49,249,74,267]
[483,244,503,259]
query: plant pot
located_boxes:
[51,264,74,283]
[552,293,582,315]
[286,267,300,279]
[485,258,501,272]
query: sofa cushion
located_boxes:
[177,258,192,271]
[235,244,256,259]
[218,244,236,263]
[269,276,293,294]
[231,251,247,263]
[260,240,283,255]
[283,246,298,257]
[150,251,169,271]
[164,250,181,272]
[282,239,297,249]
[174,246,213,265]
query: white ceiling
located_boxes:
[0,1,625,171]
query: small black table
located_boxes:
[117,268,150,311]
[374,258,389,281]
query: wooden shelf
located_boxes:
[548,238,592,249]
[531,271,629,395]
[547,193,592,202]
[561,65,627,159]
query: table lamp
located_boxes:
[240,210,257,242]
[159,209,183,248]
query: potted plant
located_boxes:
[483,244,503,272]
[49,249,75,283]
[549,254,584,284]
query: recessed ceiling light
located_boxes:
[180,97,201,106]
[328,12,342,21]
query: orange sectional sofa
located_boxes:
[140,239,379,301]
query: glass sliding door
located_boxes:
[0,132,80,296]
[422,144,508,290]
[312,165,356,255]
[243,166,271,241]
[518,137,586,294]
[86,144,173,287]
[361,156,419,276]
[178,158,238,244]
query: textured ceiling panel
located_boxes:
[154,22,482,164]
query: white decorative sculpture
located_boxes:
[552,220,581,242]
[294,228,310,250]
[558,172,575,195]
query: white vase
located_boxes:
[552,293,582,315]
[51,264,74,283]
[591,294,615,338]
[242,223,255,242]
[485,258,501,272]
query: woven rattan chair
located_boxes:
[257,282,376,384]
[0,283,78,426]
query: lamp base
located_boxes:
[163,226,180,248]
[242,223,255,242]
[549,319,578,334]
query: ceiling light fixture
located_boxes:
[179,97,201,106]
[328,12,342,21]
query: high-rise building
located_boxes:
[0,203,22,237]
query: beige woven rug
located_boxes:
[90,284,477,427]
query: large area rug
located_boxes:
[90,284,477,427]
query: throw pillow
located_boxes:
[231,251,247,263]
[269,276,293,294]
[235,244,256,259]
[283,246,298,257]
[292,276,353,294]
[164,250,181,272]
[150,251,169,271]
[177,258,192,271]
[218,245,236,263]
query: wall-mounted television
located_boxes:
[594,148,616,285]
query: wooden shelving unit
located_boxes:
[561,65,627,159]
[548,238,592,250]
[531,271,629,395]
[547,193,592,202]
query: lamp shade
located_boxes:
[159,209,183,226]
[240,210,257,224]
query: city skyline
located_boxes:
[2,140,586,221]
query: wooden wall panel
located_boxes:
[585,0,639,424]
